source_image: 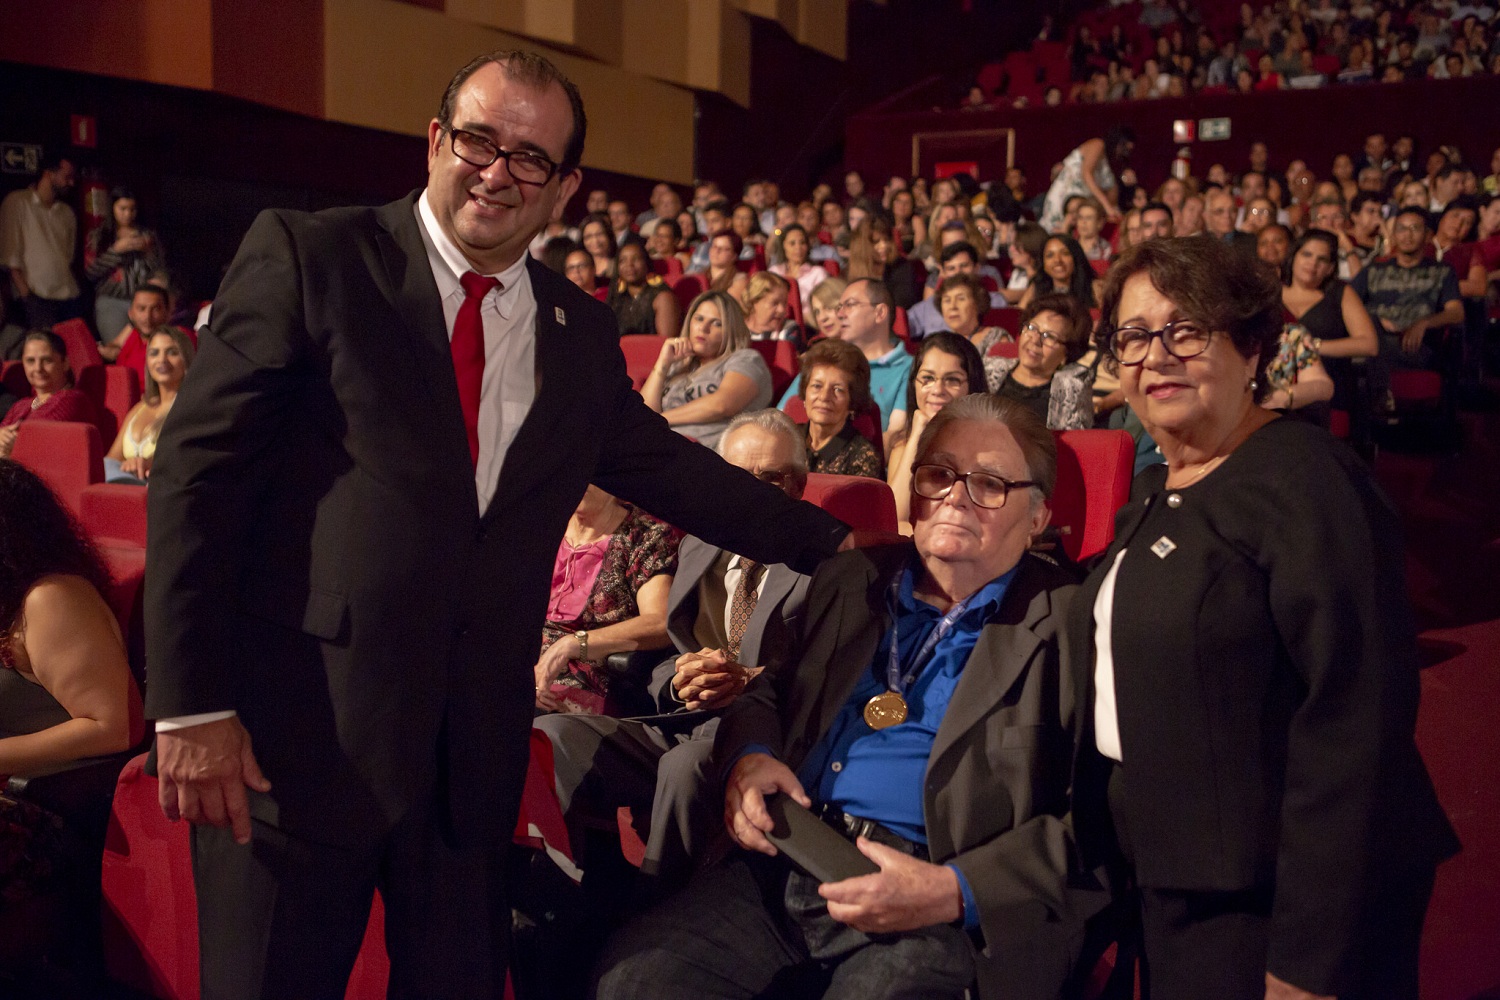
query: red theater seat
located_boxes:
[749,339,799,400]
[78,363,142,447]
[619,335,667,391]
[1051,429,1133,564]
[81,482,148,549]
[984,307,1022,333]
[988,340,1019,358]
[671,273,705,314]
[1,359,27,398]
[10,419,103,516]
[52,317,104,374]
[802,472,898,534]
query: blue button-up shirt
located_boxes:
[794,559,1016,928]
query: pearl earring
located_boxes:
[1249,378,1259,392]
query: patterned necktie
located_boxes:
[453,271,501,467]
[726,560,763,661]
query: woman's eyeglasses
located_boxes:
[1109,320,1213,366]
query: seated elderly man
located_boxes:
[594,395,1094,1000]
[534,409,816,888]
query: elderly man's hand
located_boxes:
[674,648,760,709]
[820,838,964,933]
[157,717,271,846]
[724,752,810,856]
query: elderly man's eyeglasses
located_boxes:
[912,465,1036,509]
[446,128,560,185]
[1109,320,1213,366]
[1021,322,1064,347]
[834,298,871,314]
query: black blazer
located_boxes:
[1068,418,1458,995]
[716,544,1101,1000]
[144,192,847,848]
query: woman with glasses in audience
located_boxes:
[741,272,800,345]
[1020,234,1099,311]
[793,338,883,479]
[641,290,772,450]
[984,294,1095,431]
[936,272,1011,355]
[0,459,142,908]
[533,486,680,716]
[1280,229,1379,416]
[702,231,750,306]
[563,247,599,296]
[1071,237,1456,1000]
[806,277,847,343]
[0,332,98,460]
[884,331,986,531]
[104,328,194,484]
[608,240,680,339]
[767,223,827,308]
[579,213,617,282]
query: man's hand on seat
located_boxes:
[724,752,810,856]
[820,838,963,933]
[157,716,271,845]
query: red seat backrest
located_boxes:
[820,260,841,277]
[984,307,1023,333]
[11,419,104,516]
[591,286,609,302]
[1050,429,1133,564]
[671,274,705,314]
[892,307,909,340]
[987,340,1019,358]
[1,359,27,399]
[78,363,142,448]
[782,396,884,457]
[802,472,898,534]
[618,334,667,391]
[785,279,804,330]
[749,339,799,400]
[81,482,149,548]
[52,317,103,374]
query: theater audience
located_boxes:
[983,294,1095,431]
[0,459,141,892]
[935,273,1010,355]
[807,278,848,343]
[768,224,828,306]
[104,328,194,484]
[886,332,986,531]
[533,486,680,716]
[83,186,164,344]
[1020,234,1099,309]
[564,247,598,295]
[1281,229,1379,413]
[908,242,1001,341]
[595,394,1090,1000]
[741,272,800,345]
[1353,207,1464,365]
[608,241,680,339]
[579,213,617,281]
[1075,236,1456,999]
[794,339,883,479]
[0,332,98,459]
[779,279,912,434]
[642,290,773,449]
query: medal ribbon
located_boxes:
[884,571,980,699]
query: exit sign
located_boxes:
[1198,117,1231,141]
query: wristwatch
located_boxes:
[575,629,590,662]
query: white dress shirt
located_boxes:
[1092,549,1128,762]
[158,190,541,733]
[722,553,773,647]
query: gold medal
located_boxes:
[863,691,909,730]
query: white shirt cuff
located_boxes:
[155,710,237,732]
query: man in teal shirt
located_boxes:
[779,278,912,433]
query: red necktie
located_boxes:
[453,271,500,467]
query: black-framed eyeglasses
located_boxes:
[912,465,1036,509]
[1021,322,1064,347]
[446,127,560,185]
[1109,320,1213,366]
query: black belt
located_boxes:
[814,803,930,861]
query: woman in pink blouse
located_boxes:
[0,332,99,459]
[532,486,681,716]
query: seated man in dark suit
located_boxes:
[594,394,1097,1000]
[534,408,816,888]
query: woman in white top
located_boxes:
[105,328,193,483]
[1038,126,1134,233]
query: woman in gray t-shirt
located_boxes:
[640,290,773,448]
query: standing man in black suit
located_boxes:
[145,51,846,999]
[535,409,817,889]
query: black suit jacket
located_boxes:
[1068,419,1458,995]
[144,192,847,848]
[715,544,1101,1000]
